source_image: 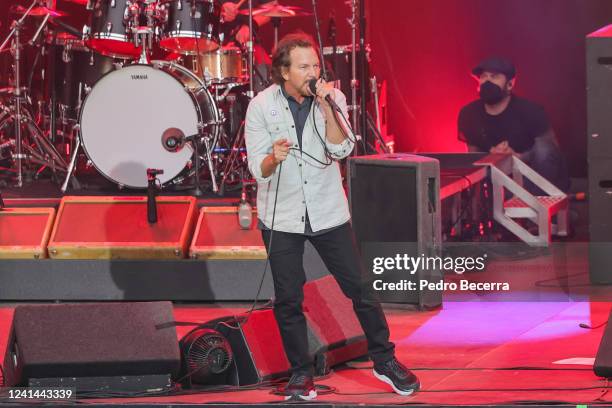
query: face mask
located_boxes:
[479,81,506,105]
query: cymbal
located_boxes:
[10,4,67,17]
[239,3,311,18]
[55,32,79,41]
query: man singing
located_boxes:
[244,32,420,401]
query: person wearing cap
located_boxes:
[458,57,570,193]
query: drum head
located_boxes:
[79,64,197,188]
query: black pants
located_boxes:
[262,222,395,374]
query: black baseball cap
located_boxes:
[472,57,516,79]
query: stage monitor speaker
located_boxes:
[2,302,181,390]
[189,206,267,260]
[587,25,612,158]
[594,309,612,377]
[202,275,368,386]
[586,25,612,284]
[0,208,55,259]
[588,157,612,284]
[348,154,443,309]
[47,196,197,259]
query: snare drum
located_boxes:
[87,0,141,59]
[175,46,246,84]
[160,0,220,54]
[79,62,220,188]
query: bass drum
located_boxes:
[79,61,219,188]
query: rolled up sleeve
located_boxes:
[325,91,355,160]
[245,98,274,183]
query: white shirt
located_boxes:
[245,83,355,234]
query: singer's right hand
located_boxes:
[272,138,290,164]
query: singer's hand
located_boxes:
[221,2,239,22]
[272,138,290,164]
[310,79,336,116]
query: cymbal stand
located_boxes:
[311,0,328,80]
[218,121,247,195]
[200,128,218,194]
[246,0,255,99]
[0,1,35,187]
[0,2,68,186]
[347,0,359,137]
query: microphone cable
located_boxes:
[215,161,283,332]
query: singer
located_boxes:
[244,32,419,401]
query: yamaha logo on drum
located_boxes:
[131,74,148,80]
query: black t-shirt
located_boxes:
[457,96,551,153]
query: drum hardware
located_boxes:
[134,27,155,63]
[60,133,81,192]
[218,121,245,196]
[162,123,218,195]
[347,0,359,137]
[0,1,68,187]
[132,0,167,63]
[197,123,218,194]
[311,0,327,82]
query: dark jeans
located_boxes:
[523,136,571,194]
[261,222,395,374]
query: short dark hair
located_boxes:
[271,32,320,84]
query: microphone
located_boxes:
[308,78,341,112]
[146,168,163,224]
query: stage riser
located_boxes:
[0,243,329,301]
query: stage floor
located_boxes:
[0,298,610,406]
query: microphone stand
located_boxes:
[181,124,217,196]
[348,0,359,150]
[247,0,254,98]
[0,190,5,210]
[311,0,328,80]
[358,0,368,154]
[329,12,337,82]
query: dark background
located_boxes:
[2,0,611,176]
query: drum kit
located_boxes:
[0,0,311,193]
